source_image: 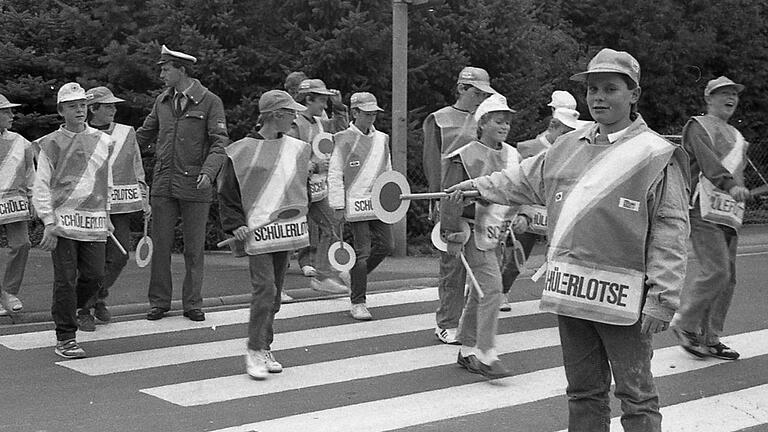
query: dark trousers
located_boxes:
[85,212,132,307]
[501,231,539,294]
[349,219,393,304]
[51,238,105,341]
[247,252,289,351]
[148,196,210,312]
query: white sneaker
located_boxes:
[435,327,460,345]
[264,350,283,373]
[0,304,7,316]
[350,303,373,321]
[245,349,268,380]
[310,277,348,294]
[280,291,294,302]
[301,265,318,277]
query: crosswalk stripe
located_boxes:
[139,327,561,406]
[0,287,444,350]
[205,329,768,432]
[57,299,543,376]
[604,383,768,432]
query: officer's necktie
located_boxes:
[173,92,184,114]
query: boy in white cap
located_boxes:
[449,48,690,430]
[422,66,495,344]
[34,82,114,358]
[73,86,150,329]
[671,76,750,361]
[0,94,34,316]
[218,89,311,379]
[547,90,578,111]
[289,78,349,293]
[441,93,521,377]
[328,92,394,320]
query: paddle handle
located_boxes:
[459,253,484,298]
[109,232,128,256]
[216,222,269,248]
[400,190,481,200]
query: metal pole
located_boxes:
[392,0,408,256]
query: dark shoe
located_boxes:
[470,359,510,379]
[673,328,706,358]
[457,351,477,369]
[183,309,205,321]
[146,307,167,321]
[703,342,740,360]
[93,301,111,323]
[77,312,96,332]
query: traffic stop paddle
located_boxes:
[216,205,307,249]
[431,221,484,298]
[135,215,153,268]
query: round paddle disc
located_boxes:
[135,236,153,268]
[371,171,410,224]
[312,132,335,159]
[328,241,356,272]
[268,205,307,222]
[430,221,471,252]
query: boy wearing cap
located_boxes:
[449,48,689,430]
[74,87,150,329]
[328,92,394,320]
[441,93,522,378]
[136,45,229,322]
[289,78,349,293]
[34,83,114,358]
[218,90,311,379]
[0,94,34,316]
[671,76,750,361]
[422,66,494,344]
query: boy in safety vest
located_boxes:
[289,79,349,294]
[671,76,750,361]
[449,49,690,430]
[72,87,149,329]
[0,94,34,316]
[218,90,311,379]
[328,92,394,321]
[34,83,114,359]
[422,66,495,345]
[441,94,521,378]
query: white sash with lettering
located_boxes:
[0,134,31,224]
[108,124,142,213]
[697,132,746,230]
[345,132,388,222]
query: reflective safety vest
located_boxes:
[433,107,477,185]
[690,115,748,230]
[540,124,679,325]
[0,131,33,225]
[39,127,112,242]
[447,140,520,250]
[331,127,391,222]
[106,123,145,214]
[520,204,547,235]
[225,135,311,255]
[294,114,329,202]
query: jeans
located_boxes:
[456,234,503,351]
[349,219,393,304]
[501,231,538,294]
[298,198,341,281]
[1,221,30,295]
[436,251,467,329]
[247,252,288,351]
[671,212,738,345]
[148,196,210,312]
[558,315,661,432]
[51,238,105,341]
[85,212,132,307]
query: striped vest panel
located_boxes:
[108,123,144,214]
[295,114,329,202]
[0,132,33,224]
[335,129,391,222]
[433,108,477,186]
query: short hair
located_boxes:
[166,60,194,78]
[284,71,308,92]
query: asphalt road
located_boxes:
[1,250,767,432]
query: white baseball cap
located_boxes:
[552,107,590,130]
[547,90,577,110]
[474,93,515,122]
[57,82,89,104]
[0,94,21,109]
[350,92,384,112]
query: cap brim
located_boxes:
[467,82,497,94]
[0,103,21,109]
[570,68,636,83]
[298,89,336,96]
[58,97,88,103]
[88,96,125,105]
[355,104,384,112]
[708,83,745,95]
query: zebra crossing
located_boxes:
[2,286,767,432]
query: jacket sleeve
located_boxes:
[217,157,247,234]
[440,155,470,232]
[201,94,230,182]
[683,120,739,193]
[23,137,35,199]
[135,99,160,157]
[32,147,55,225]
[327,135,346,210]
[473,150,547,207]
[643,155,690,322]
[422,114,442,193]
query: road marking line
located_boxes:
[204,329,768,432]
[0,287,443,350]
[57,299,542,376]
[139,327,561,406]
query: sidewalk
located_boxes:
[2,224,768,325]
